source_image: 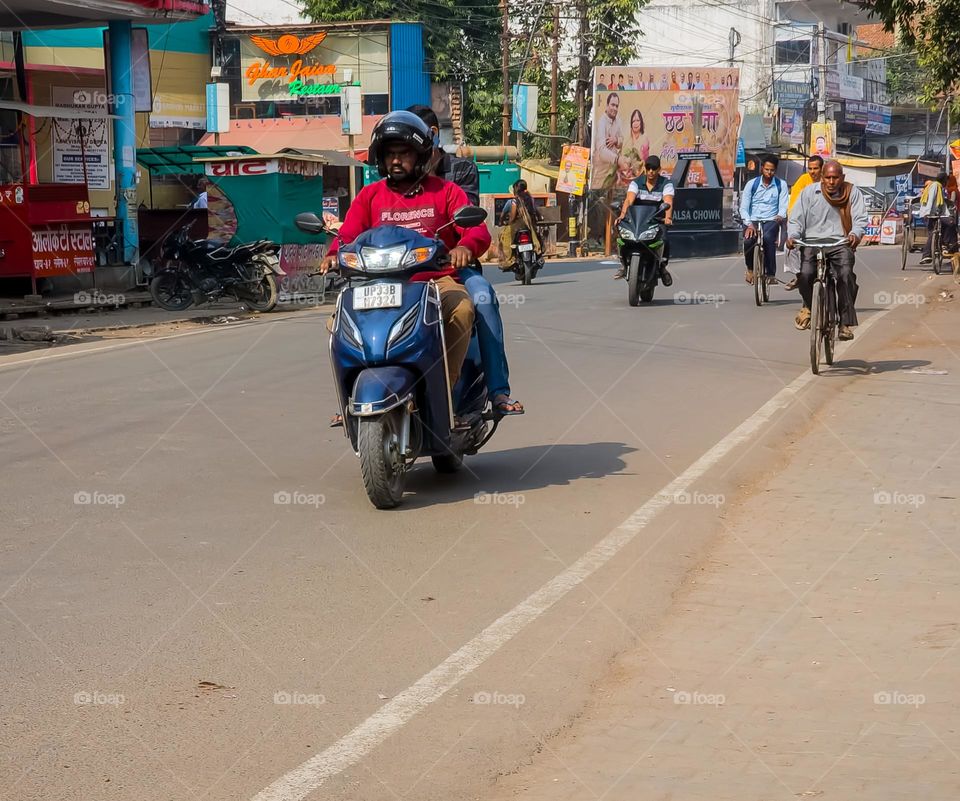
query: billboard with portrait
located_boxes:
[590,66,741,190]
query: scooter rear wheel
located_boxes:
[243,273,279,312]
[358,409,406,509]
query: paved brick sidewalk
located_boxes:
[492,292,960,800]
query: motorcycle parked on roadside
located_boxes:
[295,206,509,510]
[617,203,668,306]
[510,226,543,285]
[149,225,284,312]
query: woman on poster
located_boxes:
[623,109,651,166]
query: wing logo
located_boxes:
[250,32,328,56]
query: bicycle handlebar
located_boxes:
[792,238,850,248]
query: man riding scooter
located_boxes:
[322,111,523,422]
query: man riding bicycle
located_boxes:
[740,154,788,286]
[786,160,868,341]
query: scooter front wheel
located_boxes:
[358,409,406,509]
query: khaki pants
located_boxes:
[435,275,474,388]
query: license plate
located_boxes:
[518,243,534,252]
[354,283,402,310]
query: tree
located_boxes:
[862,0,960,106]
[301,0,648,148]
[301,0,503,143]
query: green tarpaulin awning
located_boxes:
[136,145,258,176]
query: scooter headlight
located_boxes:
[360,245,407,272]
[638,228,658,242]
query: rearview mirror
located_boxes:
[452,206,488,228]
[295,212,326,234]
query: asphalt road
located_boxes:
[0,245,933,801]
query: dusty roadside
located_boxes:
[489,284,960,800]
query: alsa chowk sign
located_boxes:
[245,33,340,96]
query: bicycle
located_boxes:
[792,238,849,375]
[929,215,944,275]
[747,219,778,306]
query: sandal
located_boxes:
[330,413,343,428]
[794,308,811,330]
[745,270,754,285]
[493,394,525,415]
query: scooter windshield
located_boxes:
[624,204,660,227]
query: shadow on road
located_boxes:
[399,441,636,509]
[821,358,932,376]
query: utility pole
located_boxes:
[550,2,559,140]
[574,0,590,145]
[500,0,511,147]
[728,27,740,68]
[817,21,827,124]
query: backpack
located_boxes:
[746,175,786,212]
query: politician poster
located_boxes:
[590,67,741,190]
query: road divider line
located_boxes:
[252,297,904,801]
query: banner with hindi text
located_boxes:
[590,66,741,190]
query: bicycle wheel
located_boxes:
[824,280,837,366]
[809,280,824,375]
[901,223,910,270]
[933,225,943,274]
[753,243,764,306]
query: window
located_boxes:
[364,94,389,115]
[775,40,812,65]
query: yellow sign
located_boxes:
[557,145,590,196]
[810,121,836,158]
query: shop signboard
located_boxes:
[32,225,96,276]
[774,79,809,109]
[51,87,110,190]
[511,83,538,133]
[240,29,388,102]
[590,66,741,190]
[846,100,869,127]
[556,145,590,196]
[206,82,230,133]
[865,103,892,135]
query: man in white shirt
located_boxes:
[613,155,675,284]
[594,93,624,187]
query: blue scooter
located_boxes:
[295,207,506,509]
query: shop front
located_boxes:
[199,21,429,159]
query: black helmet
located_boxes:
[368,111,433,178]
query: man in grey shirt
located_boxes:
[786,160,867,340]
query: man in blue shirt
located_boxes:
[740,154,788,285]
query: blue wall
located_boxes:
[389,23,429,111]
[23,13,213,54]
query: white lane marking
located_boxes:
[251,300,903,801]
[0,320,269,372]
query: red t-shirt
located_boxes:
[327,176,491,269]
